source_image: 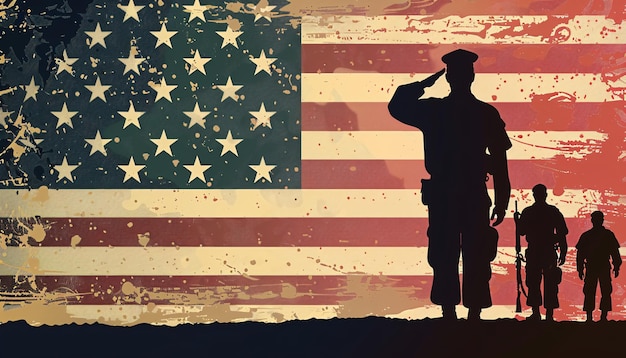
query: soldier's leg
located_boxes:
[427,204,461,307]
[525,254,543,309]
[543,263,561,310]
[582,270,599,312]
[598,269,613,312]
[460,206,492,310]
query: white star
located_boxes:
[118,156,145,183]
[52,102,79,129]
[183,49,211,75]
[184,102,210,129]
[118,0,144,22]
[249,156,276,183]
[183,156,211,183]
[250,103,276,130]
[216,130,243,157]
[151,23,177,49]
[22,77,39,102]
[85,76,111,102]
[85,130,112,156]
[85,23,112,49]
[216,26,243,49]
[250,50,276,76]
[151,77,177,102]
[118,101,145,129]
[55,156,79,183]
[252,1,276,22]
[184,0,207,22]
[55,50,78,75]
[150,130,178,157]
[216,76,242,102]
[118,49,145,75]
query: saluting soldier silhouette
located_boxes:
[388,49,512,320]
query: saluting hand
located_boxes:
[421,68,445,88]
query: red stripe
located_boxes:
[6,217,618,247]
[302,44,624,74]
[22,217,427,247]
[304,1,624,18]
[301,160,557,190]
[301,102,625,132]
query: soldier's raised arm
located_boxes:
[388,69,445,126]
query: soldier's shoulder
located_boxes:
[578,228,594,241]
[603,227,617,237]
[474,99,500,112]
[474,100,503,125]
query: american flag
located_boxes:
[0,0,624,325]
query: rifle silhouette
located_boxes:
[514,200,527,313]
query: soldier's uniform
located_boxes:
[576,212,622,314]
[516,199,568,310]
[388,49,512,311]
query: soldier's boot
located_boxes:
[527,306,541,321]
[585,311,593,322]
[467,308,481,321]
[545,308,554,322]
[600,311,608,322]
[442,305,457,321]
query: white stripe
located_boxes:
[0,303,550,325]
[67,304,342,325]
[1,188,619,218]
[0,246,458,276]
[302,73,619,103]
[302,15,625,45]
[0,247,623,277]
[302,131,607,160]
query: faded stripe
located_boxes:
[300,102,626,132]
[1,188,621,218]
[302,44,626,73]
[301,73,619,103]
[0,303,603,325]
[301,131,607,160]
[302,15,625,45]
[17,217,604,247]
[0,246,623,276]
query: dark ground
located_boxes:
[0,318,623,357]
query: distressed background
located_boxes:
[0,0,624,326]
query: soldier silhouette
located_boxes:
[388,49,512,320]
[514,184,568,321]
[576,210,622,322]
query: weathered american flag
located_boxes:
[0,0,624,325]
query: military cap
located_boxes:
[591,210,604,219]
[441,49,478,71]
